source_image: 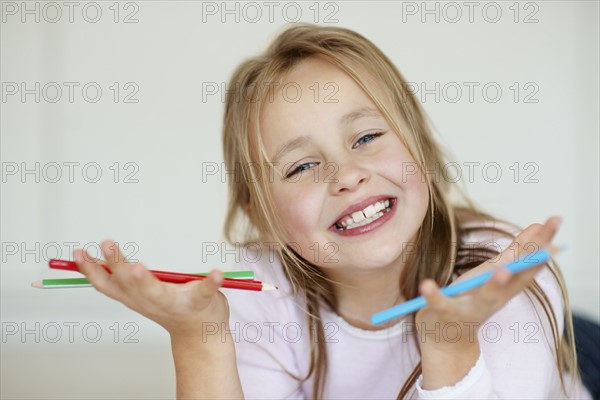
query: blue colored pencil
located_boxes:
[371,246,562,325]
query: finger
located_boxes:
[520,217,561,254]
[191,269,224,304]
[493,218,561,284]
[477,266,513,304]
[518,217,562,272]
[74,248,109,281]
[420,279,452,314]
[497,224,543,266]
[535,216,562,247]
[481,228,539,271]
[493,217,562,270]
[500,262,546,296]
[74,248,122,300]
[482,256,547,305]
[478,218,560,304]
[100,240,130,273]
[99,240,145,291]
[491,266,512,286]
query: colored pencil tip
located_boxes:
[263,284,278,291]
[31,281,43,288]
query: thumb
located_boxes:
[194,269,224,302]
[420,279,452,313]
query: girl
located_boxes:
[73,24,592,399]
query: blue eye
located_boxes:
[285,132,384,179]
[286,162,318,179]
[352,132,384,149]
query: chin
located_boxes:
[339,246,404,270]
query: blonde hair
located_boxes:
[222,23,580,399]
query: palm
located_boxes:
[73,244,230,338]
[414,217,561,347]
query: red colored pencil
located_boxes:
[48,259,277,292]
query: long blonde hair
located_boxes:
[222,23,579,399]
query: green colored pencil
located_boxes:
[32,271,255,289]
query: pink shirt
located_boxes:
[225,228,592,399]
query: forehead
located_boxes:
[257,57,416,157]
[264,57,368,110]
[259,57,380,139]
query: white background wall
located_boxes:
[1,1,598,398]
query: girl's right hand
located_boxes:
[73,240,229,340]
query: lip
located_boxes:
[331,195,395,226]
[329,197,397,237]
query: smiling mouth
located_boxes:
[333,198,395,231]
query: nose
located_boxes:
[327,161,370,194]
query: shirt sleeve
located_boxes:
[415,351,495,399]
[415,260,588,399]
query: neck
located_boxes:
[322,259,407,331]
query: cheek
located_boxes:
[377,147,414,186]
[272,185,321,239]
[379,146,430,205]
[402,163,429,195]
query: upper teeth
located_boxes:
[336,199,391,229]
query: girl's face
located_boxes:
[260,57,429,274]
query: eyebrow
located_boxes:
[339,106,383,126]
[270,107,383,163]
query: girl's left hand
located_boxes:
[415,217,562,386]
